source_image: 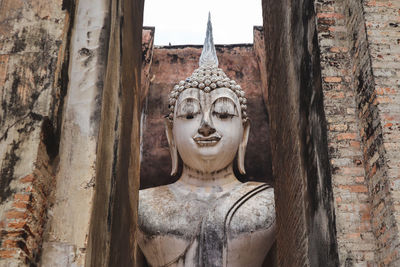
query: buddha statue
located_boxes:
[137,14,276,267]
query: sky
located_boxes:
[143,0,263,46]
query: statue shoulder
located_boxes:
[238,182,275,200]
[138,185,178,235]
[139,185,175,209]
[227,182,275,235]
[139,184,171,197]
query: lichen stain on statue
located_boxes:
[138,14,276,267]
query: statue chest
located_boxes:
[137,183,275,267]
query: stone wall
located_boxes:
[40,0,111,265]
[0,0,144,265]
[315,0,400,265]
[361,0,400,264]
[106,0,144,265]
[315,0,377,265]
[262,0,400,265]
[0,0,69,265]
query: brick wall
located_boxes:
[315,0,377,265]
[316,0,400,265]
[0,131,54,264]
[360,0,400,264]
[346,0,391,264]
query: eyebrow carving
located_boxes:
[176,98,201,117]
[212,97,238,116]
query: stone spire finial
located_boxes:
[167,13,248,122]
[199,12,218,67]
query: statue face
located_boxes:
[172,88,244,173]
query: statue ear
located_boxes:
[238,120,250,175]
[164,118,178,176]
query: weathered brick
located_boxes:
[13,194,30,202]
[20,174,35,183]
[12,202,28,210]
[324,76,342,83]
[316,0,380,264]
[317,12,345,19]
[1,240,18,249]
[0,0,66,263]
[0,249,17,259]
[350,141,361,148]
[329,123,348,132]
[5,211,28,220]
[349,185,369,193]
[0,54,9,87]
[337,133,358,140]
[7,221,26,229]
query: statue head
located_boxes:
[165,13,250,176]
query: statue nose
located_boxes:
[198,119,216,137]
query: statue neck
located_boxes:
[178,163,240,188]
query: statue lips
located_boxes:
[193,134,221,147]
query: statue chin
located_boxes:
[178,149,235,173]
[137,14,275,267]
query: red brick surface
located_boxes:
[362,0,400,265]
[317,0,400,265]
[316,0,378,265]
[0,137,55,264]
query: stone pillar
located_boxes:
[261,0,339,266]
[39,0,111,266]
[253,26,269,106]
[85,0,144,266]
[41,0,145,265]
[0,0,68,265]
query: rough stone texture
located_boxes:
[361,0,400,265]
[315,0,400,265]
[85,0,145,266]
[141,27,155,110]
[0,0,68,265]
[39,0,111,266]
[262,0,339,266]
[253,26,269,106]
[107,0,144,265]
[315,0,377,265]
[140,27,272,189]
[0,133,56,266]
[346,1,386,264]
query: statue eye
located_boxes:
[176,98,200,119]
[212,98,238,119]
[178,111,199,120]
[185,113,196,119]
[213,112,234,119]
